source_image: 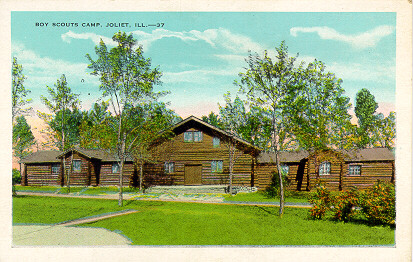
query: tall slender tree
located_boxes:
[12,57,31,123]
[38,74,80,190]
[236,41,297,215]
[218,93,247,194]
[355,88,379,148]
[86,32,163,206]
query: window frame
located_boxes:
[319,161,331,176]
[51,164,60,174]
[213,137,220,147]
[348,164,361,176]
[211,160,223,173]
[72,160,81,173]
[112,162,120,173]
[184,131,203,142]
[164,162,175,174]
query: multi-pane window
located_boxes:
[211,160,223,173]
[184,131,193,142]
[319,161,331,176]
[164,162,175,173]
[348,165,361,176]
[112,162,120,173]
[72,160,81,172]
[213,137,220,147]
[280,164,289,175]
[51,164,60,174]
[184,131,203,142]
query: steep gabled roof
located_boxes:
[164,115,261,155]
[20,150,62,164]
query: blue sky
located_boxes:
[11,12,396,119]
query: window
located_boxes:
[112,162,120,173]
[348,165,361,176]
[51,164,60,174]
[319,162,331,176]
[164,162,175,173]
[193,131,203,142]
[280,164,289,175]
[211,160,223,173]
[72,160,81,172]
[213,137,220,147]
[184,131,193,142]
[184,131,203,142]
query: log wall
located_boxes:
[146,128,255,187]
[25,163,61,186]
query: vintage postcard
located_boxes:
[2,0,412,261]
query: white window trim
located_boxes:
[211,160,223,173]
[319,161,331,176]
[348,164,361,176]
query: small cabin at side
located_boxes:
[255,148,395,191]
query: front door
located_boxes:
[184,165,202,185]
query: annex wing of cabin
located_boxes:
[153,115,262,156]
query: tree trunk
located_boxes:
[229,141,234,195]
[275,150,284,216]
[139,160,143,191]
[118,133,126,207]
[68,150,73,193]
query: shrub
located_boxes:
[308,185,332,220]
[265,171,291,198]
[12,169,21,196]
[332,188,359,222]
[359,181,395,225]
[12,168,21,185]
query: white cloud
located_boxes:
[327,61,395,83]
[163,67,241,84]
[61,31,116,46]
[290,25,394,49]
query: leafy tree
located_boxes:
[86,32,163,206]
[286,60,352,150]
[218,93,248,194]
[355,88,379,148]
[79,101,117,149]
[47,108,85,149]
[236,41,297,215]
[126,102,181,190]
[202,111,222,128]
[239,106,272,149]
[38,74,80,191]
[13,116,35,161]
[373,112,396,149]
[12,57,31,122]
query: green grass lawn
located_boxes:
[13,195,394,246]
[224,191,311,203]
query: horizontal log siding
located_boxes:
[64,153,90,186]
[307,159,343,191]
[342,161,393,190]
[26,163,60,186]
[147,128,254,186]
[99,162,135,187]
[255,162,309,191]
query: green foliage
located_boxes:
[265,171,291,198]
[355,88,379,148]
[202,112,222,129]
[80,101,117,149]
[12,168,21,185]
[358,181,395,225]
[12,116,35,160]
[12,57,31,121]
[38,74,81,150]
[308,185,332,220]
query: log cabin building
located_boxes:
[19,116,395,191]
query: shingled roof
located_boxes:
[257,148,394,164]
[20,150,62,164]
[57,148,133,162]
